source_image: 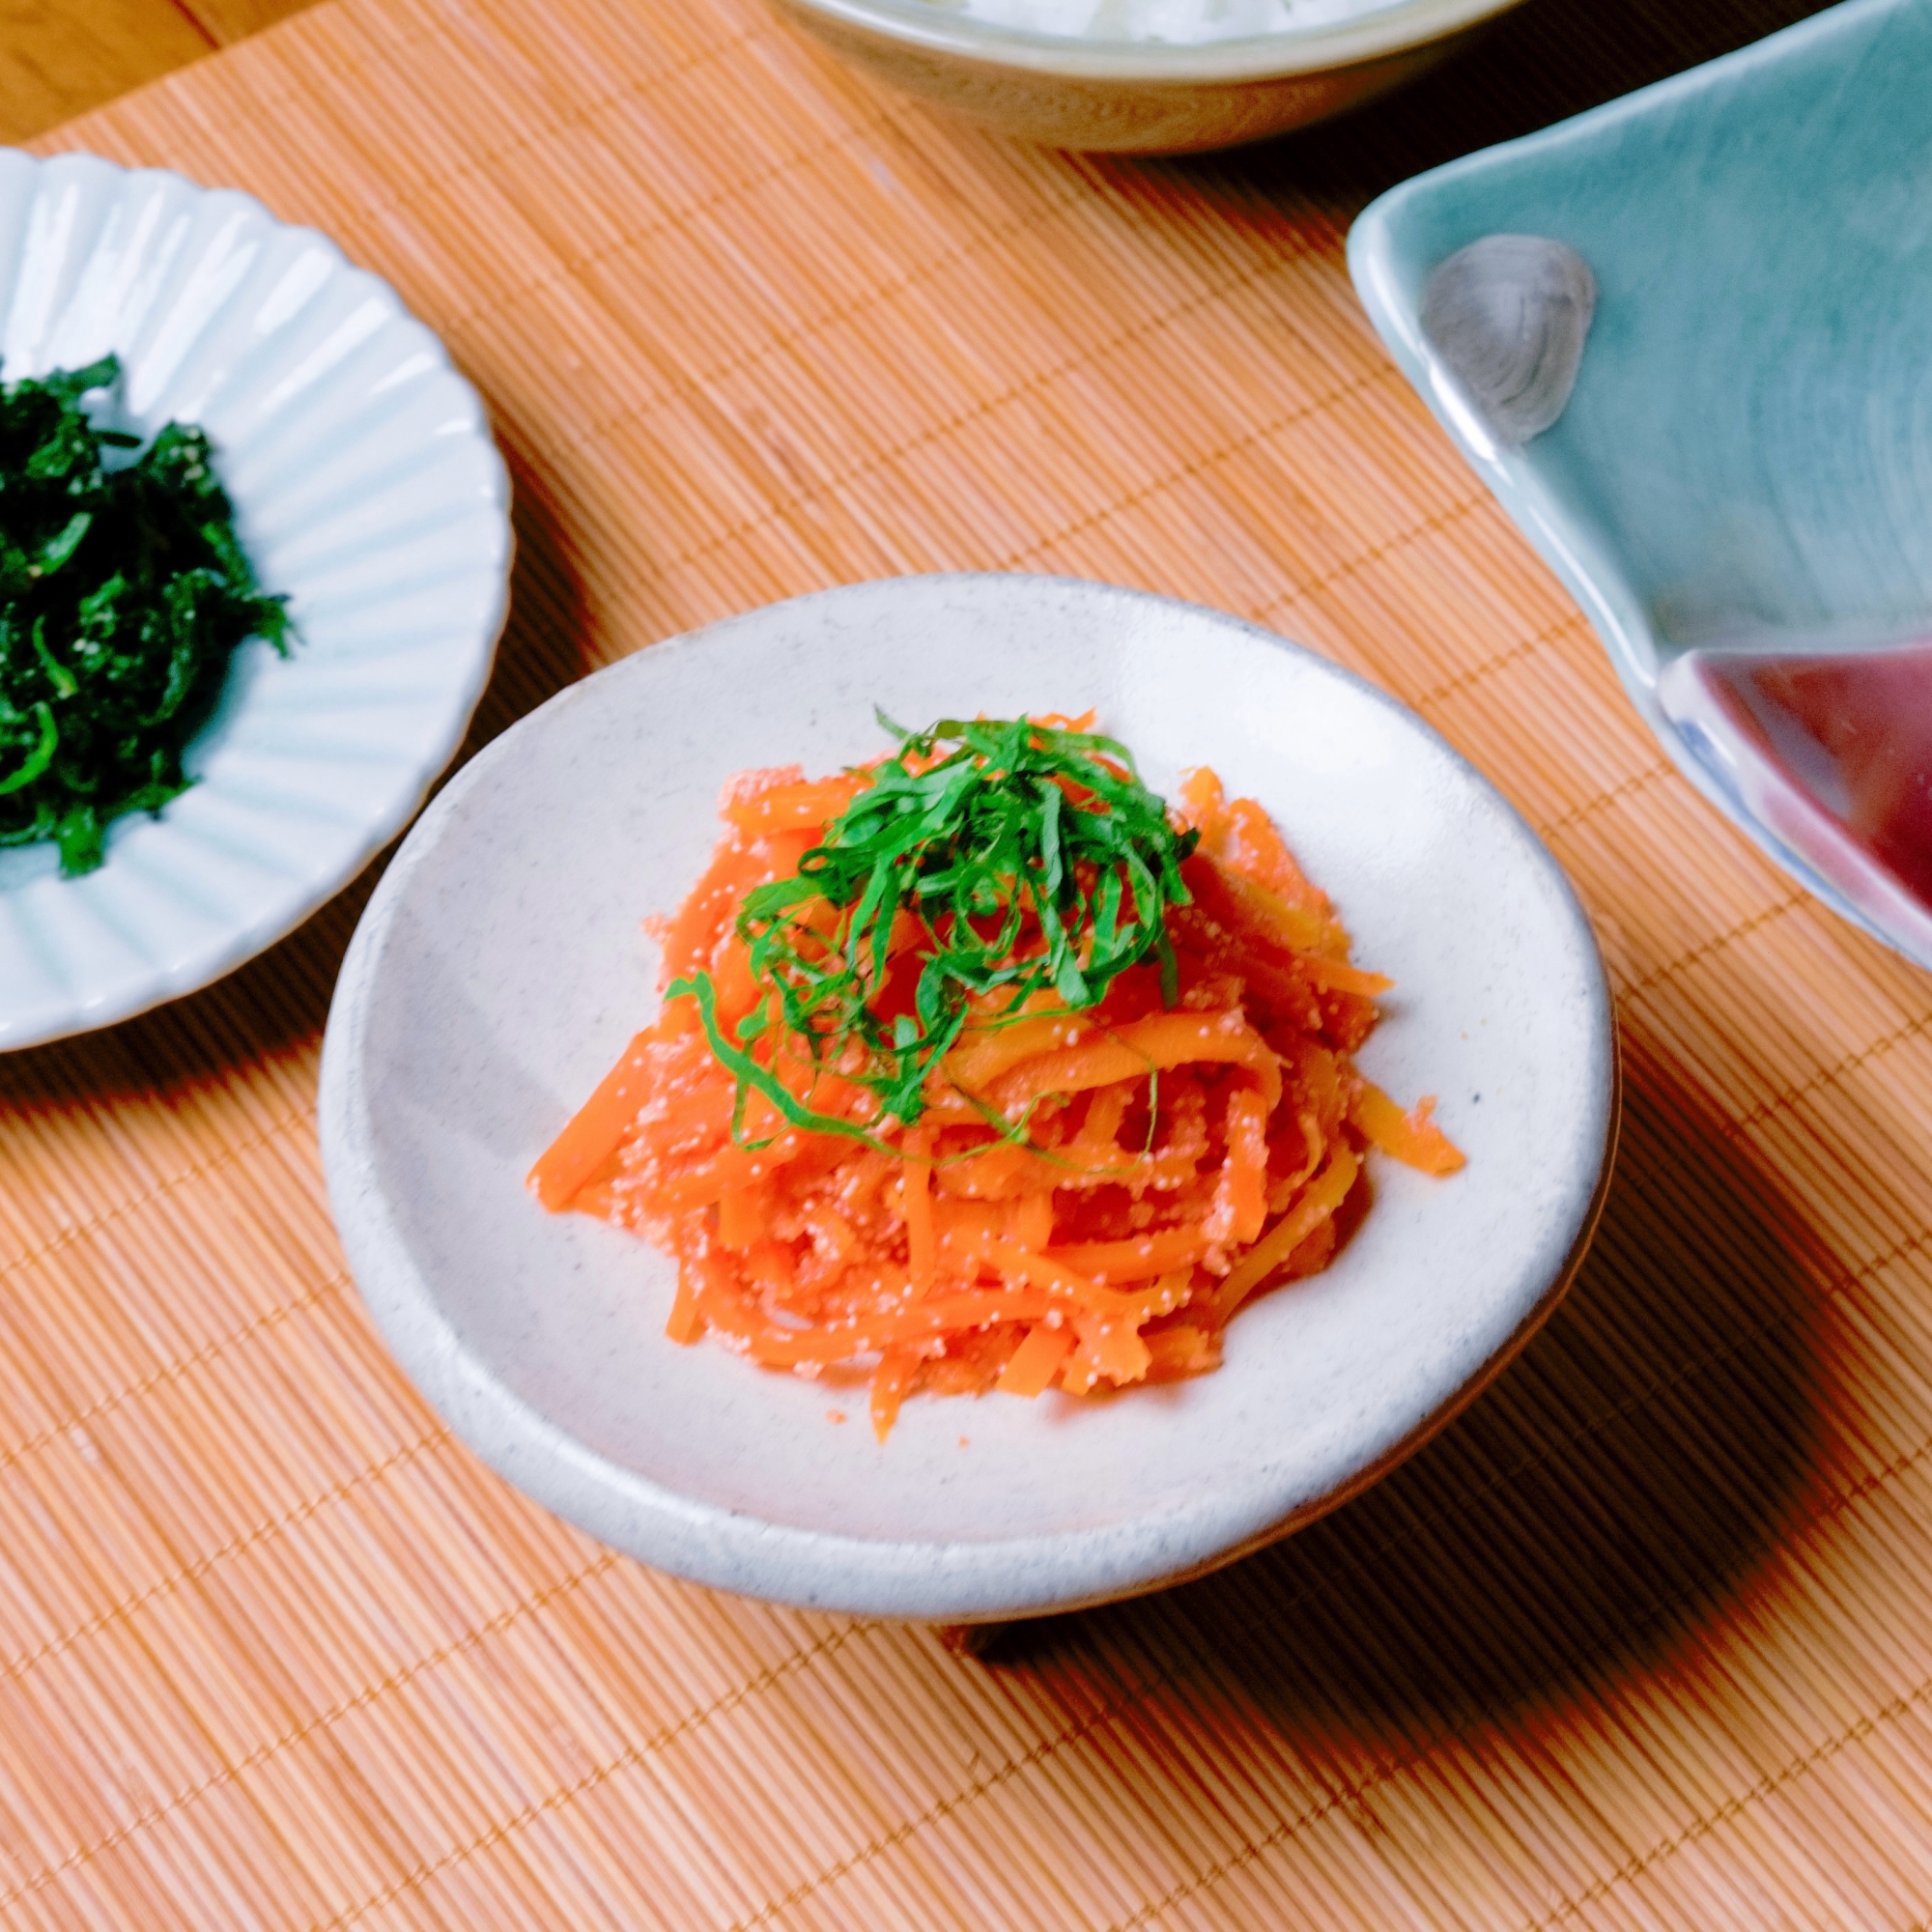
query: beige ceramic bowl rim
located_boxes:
[781,0,1523,81]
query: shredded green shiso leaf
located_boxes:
[0,355,291,875]
[668,712,1200,1148]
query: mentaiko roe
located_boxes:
[530,756,1463,1442]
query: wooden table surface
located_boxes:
[2,0,313,145]
[18,0,1932,1926]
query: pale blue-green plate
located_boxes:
[1348,0,1932,964]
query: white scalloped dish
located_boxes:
[0,150,511,1048]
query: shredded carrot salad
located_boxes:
[530,718,1463,1441]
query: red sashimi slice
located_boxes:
[1660,639,1932,952]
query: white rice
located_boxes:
[926,0,1408,45]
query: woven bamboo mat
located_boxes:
[15,0,1932,1922]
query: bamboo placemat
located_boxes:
[15,0,1932,1922]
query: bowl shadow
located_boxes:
[990,1019,1839,1743]
[0,440,593,1107]
[1106,0,1840,213]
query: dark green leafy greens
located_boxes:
[0,355,290,874]
[669,713,1198,1148]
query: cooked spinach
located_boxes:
[0,355,290,874]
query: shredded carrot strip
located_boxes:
[1207,1086,1270,1248]
[1179,770,1350,952]
[1068,1311,1151,1389]
[721,773,867,835]
[987,1009,1281,1112]
[526,1027,657,1209]
[1208,1145,1360,1321]
[901,1127,936,1295]
[531,756,1463,1435]
[1043,1226,1210,1284]
[869,1347,923,1443]
[1350,1082,1467,1176]
[659,841,765,985]
[1005,1190,1053,1253]
[997,1323,1075,1397]
[666,1264,703,1345]
[1297,955,1396,998]
[945,1006,1094,1091]
[1145,1323,1219,1380]
[716,1185,763,1250]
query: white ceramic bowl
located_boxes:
[318,575,1615,1622]
[770,0,1528,153]
[0,150,511,1048]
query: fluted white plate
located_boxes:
[320,576,1617,1622]
[0,150,511,1048]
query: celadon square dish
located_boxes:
[1348,0,1932,962]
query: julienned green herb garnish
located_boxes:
[0,355,291,874]
[667,713,1200,1148]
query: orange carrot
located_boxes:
[1296,955,1395,998]
[901,1127,935,1295]
[1218,795,1333,918]
[990,1009,1282,1112]
[1061,1314,1152,1393]
[997,1322,1075,1397]
[1184,851,1345,962]
[721,773,867,834]
[945,1006,1093,1092]
[1207,1086,1270,1248]
[666,1264,703,1344]
[956,1232,1179,1327]
[527,1028,658,1209]
[722,1291,1056,1369]
[1005,1189,1054,1252]
[536,748,1464,1438]
[1176,765,1227,830]
[1144,1323,1219,1380]
[1208,1145,1360,1321]
[1350,1082,1465,1176]
[716,1185,764,1250]
[869,1347,923,1443]
[1043,1225,1210,1284]
[659,838,761,984]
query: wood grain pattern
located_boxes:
[14,0,1924,1925]
[0,0,210,145]
[175,0,319,46]
[0,0,317,146]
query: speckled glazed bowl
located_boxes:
[319,575,1616,1623]
[1349,0,1932,967]
[770,0,1527,153]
